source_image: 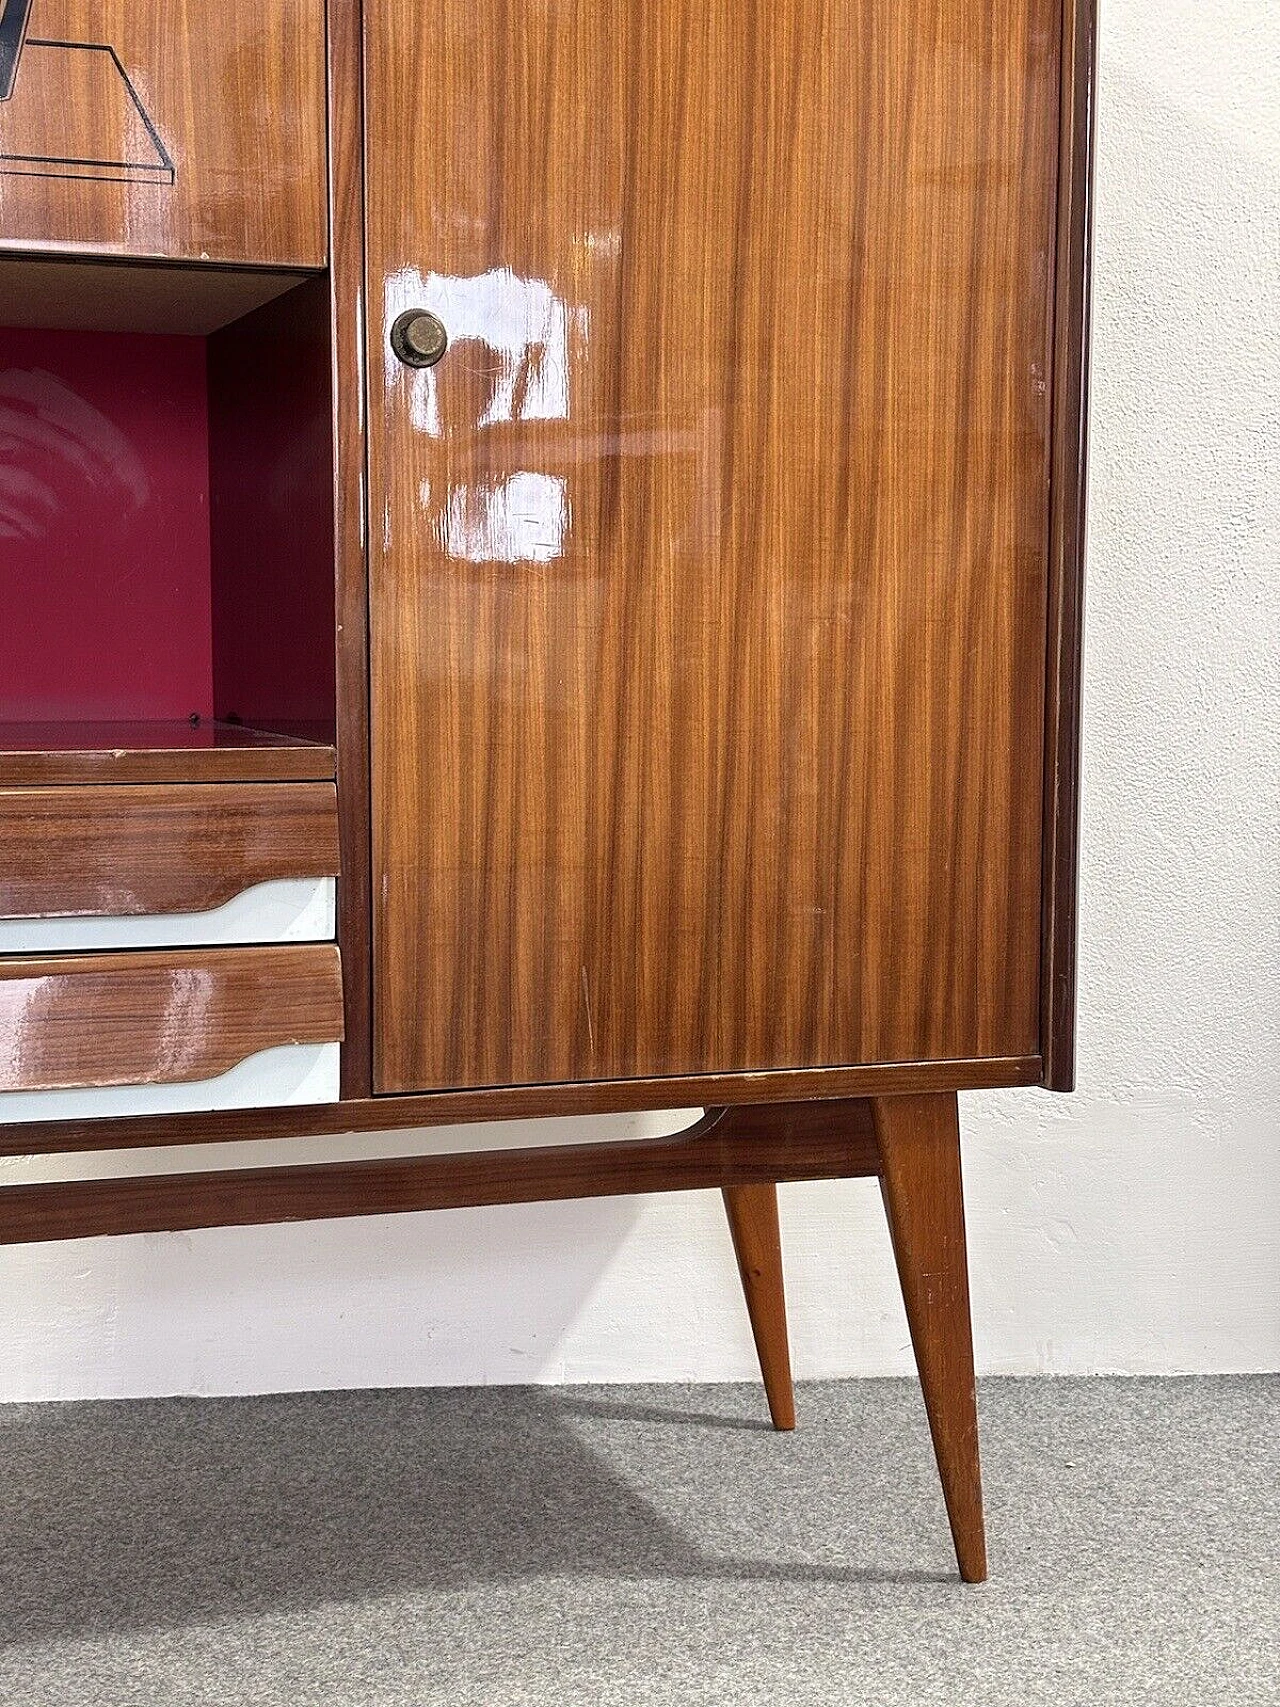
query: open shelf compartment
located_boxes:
[0,264,337,748]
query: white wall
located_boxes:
[1,0,1277,1400]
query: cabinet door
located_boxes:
[0,0,326,266]
[366,0,1060,1093]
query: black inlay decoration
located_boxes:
[0,38,176,185]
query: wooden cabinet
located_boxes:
[0,0,1096,1582]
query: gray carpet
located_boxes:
[0,1377,1275,1705]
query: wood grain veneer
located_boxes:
[0,945,342,1093]
[366,0,1060,1092]
[0,782,338,920]
[0,1,326,267]
[0,723,335,786]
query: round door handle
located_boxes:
[390,309,448,368]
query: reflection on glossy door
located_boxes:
[366,0,1060,1093]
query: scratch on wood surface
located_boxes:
[580,965,596,1058]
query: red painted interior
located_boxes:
[0,327,215,722]
[208,278,337,731]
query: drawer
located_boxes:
[0,783,338,952]
[0,945,343,1123]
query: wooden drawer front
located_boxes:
[0,2,326,268]
[0,946,343,1095]
[0,784,338,949]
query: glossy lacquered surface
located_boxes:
[0,1,326,267]
[0,782,339,919]
[367,0,1060,1092]
[0,945,343,1092]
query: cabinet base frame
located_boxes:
[0,1091,986,1582]
[0,1053,1039,1158]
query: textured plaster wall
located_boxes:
[1,0,1277,1399]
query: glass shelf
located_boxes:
[0,721,336,786]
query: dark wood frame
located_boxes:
[1041,0,1097,1092]
[328,0,376,1104]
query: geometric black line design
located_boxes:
[0,39,176,185]
[0,0,35,101]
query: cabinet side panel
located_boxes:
[1041,0,1098,1092]
[367,0,1060,1091]
[208,277,337,732]
[327,0,374,1098]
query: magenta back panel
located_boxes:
[0,327,213,721]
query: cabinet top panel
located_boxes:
[0,1,326,269]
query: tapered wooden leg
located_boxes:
[872,1092,987,1583]
[722,1183,796,1431]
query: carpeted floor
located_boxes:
[0,1376,1275,1705]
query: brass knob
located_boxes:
[390,309,448,368]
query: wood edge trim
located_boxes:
[1041,0,1098,1093]
[0,1055,1041,1156]
[0,748,338,787]
[0,245,325,276]
[0,944,344,979]
[328,0,375,1100]
[0,1114,880,1245]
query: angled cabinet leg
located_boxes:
[872,1092,987,1583]
[722,1183,797,1431]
